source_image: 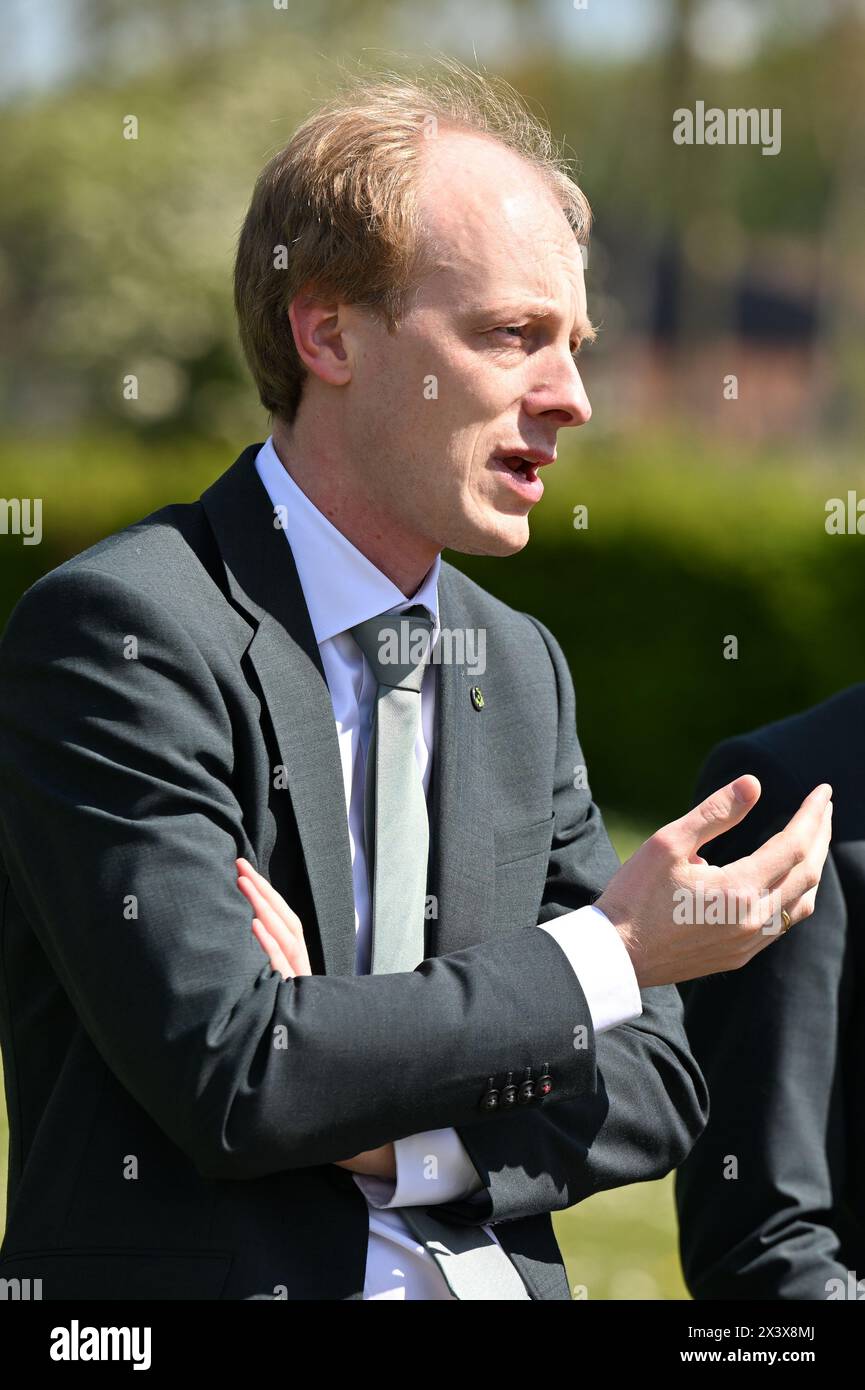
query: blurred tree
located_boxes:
[811,0,865,440]
[0,0,860,440]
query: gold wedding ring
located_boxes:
[780,908,792,934]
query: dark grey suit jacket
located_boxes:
[676,685,865,1299]
[0,443,707,1299]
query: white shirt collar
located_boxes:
[254,435,441,645]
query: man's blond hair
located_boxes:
[234,57,592,424]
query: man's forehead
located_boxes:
[416,130,591,332]
[425,241,591,336]
[451,255,585,305]
[420,140,583,261]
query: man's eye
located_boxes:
[493,326,585,363]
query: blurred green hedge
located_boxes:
[2,430,860,826]
[459,440,865,824]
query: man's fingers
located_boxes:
[249,892,308,976]
[729,783,832,890]
[236,871,312,975]
[236,858,304,936]
[251,918,294,979]
[236,875,298,945]
[750,805,832,939]
[667,775,762,857]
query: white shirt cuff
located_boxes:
[352,1127,484,1209]
[539,904,643,1032]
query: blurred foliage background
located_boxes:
[1,0,864,1299]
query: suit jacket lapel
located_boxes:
[200,445,357,977]
[427,564,495,957]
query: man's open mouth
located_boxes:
[493,450,556,484]
[499,455,541,482]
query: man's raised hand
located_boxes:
[596,776,833,988]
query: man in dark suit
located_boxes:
[676,684,865,1300]
[0,63,832,1300]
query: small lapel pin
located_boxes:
[470,686,485,710]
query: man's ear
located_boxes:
[287,289,352,388]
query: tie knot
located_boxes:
[350,604,435,692]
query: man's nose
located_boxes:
[571,370,592,426]
[527,361,592,428]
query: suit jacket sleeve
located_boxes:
[438,614,709,1227]
[0,568,604,1183]
[675,734,854,1299]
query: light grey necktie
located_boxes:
[350,605,531,1300]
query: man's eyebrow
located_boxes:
[470,300,598,347]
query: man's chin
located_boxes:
[448,515,531,558]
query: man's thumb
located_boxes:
[672,775,761,856]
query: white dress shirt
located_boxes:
[254,435,642,1300]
